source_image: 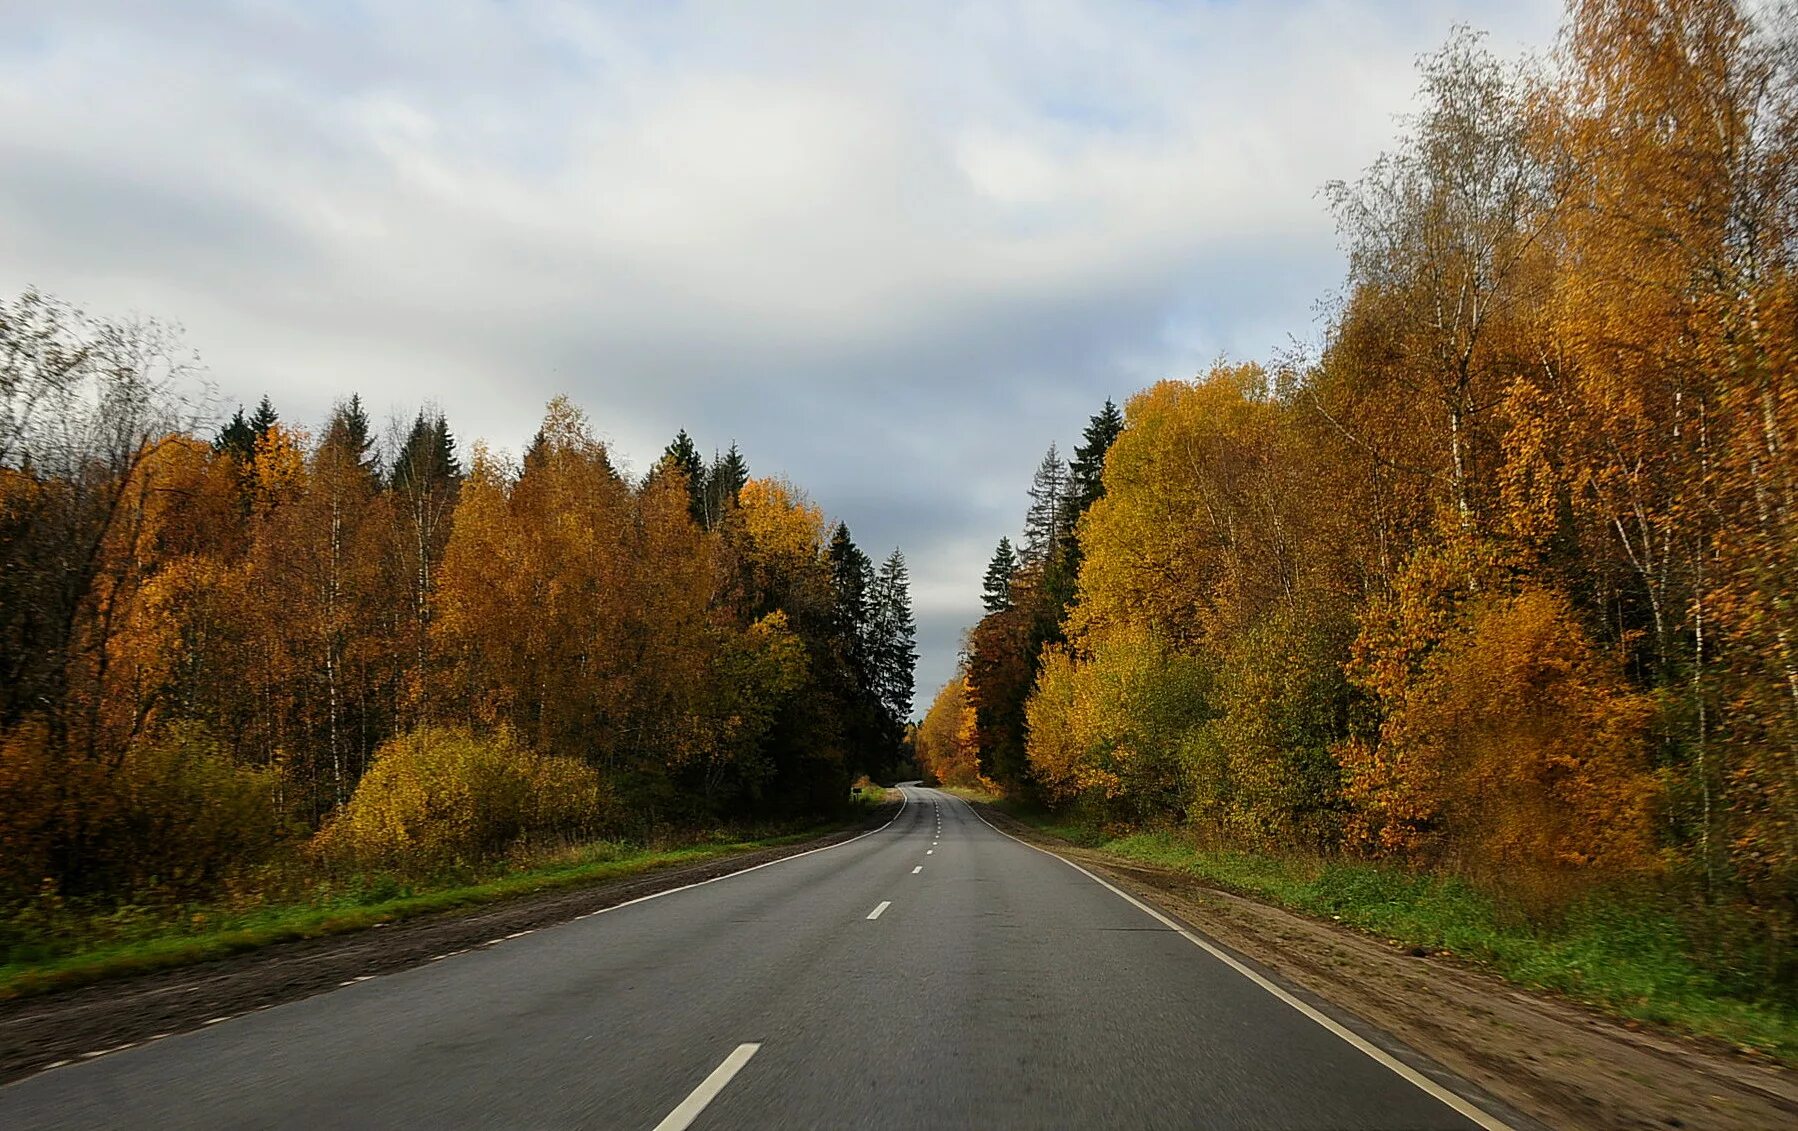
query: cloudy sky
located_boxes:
[1,0,1562,706]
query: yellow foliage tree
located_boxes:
[1025,626,1211,824]
[739,477,825,563]
[916,670,983,788]
[1072,366,1295,651]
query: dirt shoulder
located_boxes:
[0,808,896,1087]
[978,805,1797,1131]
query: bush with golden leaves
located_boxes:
[315,727,608,869]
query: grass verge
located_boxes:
[0,822,850,1003]
[964,792,1798,1065]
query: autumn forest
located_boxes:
[919,0,1798,1002]
[3,0,1797,1052]
[0,297,919,930]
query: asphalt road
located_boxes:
[0,786,1509,1129]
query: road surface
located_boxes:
[0,786,1509,1129]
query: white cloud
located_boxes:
[0,0,1564,701]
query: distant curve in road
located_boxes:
[0,786,1512,1129]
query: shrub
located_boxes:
[315,727,608,869]
[0,720,74,902]
[106,723,284,892]
[0,720,280,903]
[1354,588,1659,906]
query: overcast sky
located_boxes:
[1,0,1563,708]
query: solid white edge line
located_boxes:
[867,900,892,920]
[651,1042,761,1131]
[954,790,1513,1131]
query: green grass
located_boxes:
[987,802,1798,1064]
[0,824,839,1002]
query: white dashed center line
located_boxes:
[911,866,923,874]
[652,1043,761,1131]
[867,901,891,920]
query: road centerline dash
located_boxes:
[651,1043,761,1131]
[867,901,892,920]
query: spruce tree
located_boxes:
[1066,399,1122,516]
[430,415,460,482]
[214,394,279,463]
[827,522,874,653]
[248,395,279,442]
[1053,397,1125,584]
[1022,443,1068,563]
[871,548,918,727]
[826,522,892,769]
[661,429,707,524]
[216,397,279,510]
[320,394,380,485]
[715,443,749,496]
[214,406,255,462]
[982,537,1017,613]
[391,411,461,494]
[703,442,750,526]
[522,427,548,473]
